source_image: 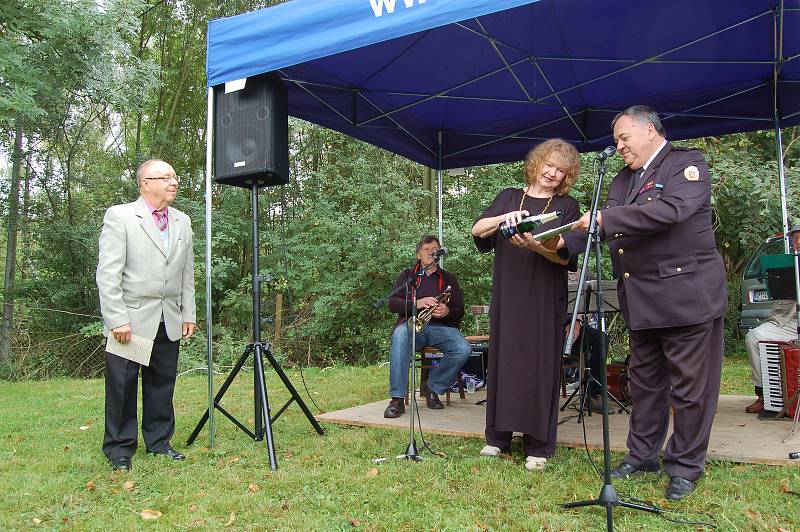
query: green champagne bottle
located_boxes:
[499,210,562,238]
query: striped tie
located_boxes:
[153,210,168,232]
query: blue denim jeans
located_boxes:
[389,322,472,398]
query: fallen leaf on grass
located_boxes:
[123,481,135,491]
[188,504,198,512]
[86,481,96,491]
[247,483,260,493]
[140,509,162,520]
[111,488,121,494]
[366,468,379,478]
[225,511,236,526]
[32,518,42,525]
[744,508,758,520]
[281,500,289,510]
[348,516,360,527]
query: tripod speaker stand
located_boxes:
[187,181,324,470]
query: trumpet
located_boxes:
[409,285,452,332]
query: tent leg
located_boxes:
[204,86,216,448]
[437,131,443,252]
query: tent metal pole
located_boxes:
[204,86,216,447]
[776,119,789,252]
[774,0,788,252]
[437,131,443,254]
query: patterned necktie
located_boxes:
[153,209,168,232]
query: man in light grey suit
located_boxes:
[96,159,196,471]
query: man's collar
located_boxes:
[141,196,167,213]
[642,139,668,171]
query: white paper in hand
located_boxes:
[105,334,154,366]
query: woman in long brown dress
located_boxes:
[471,139,581,471]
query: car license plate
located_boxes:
[752,289,770,302]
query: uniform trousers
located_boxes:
[624,316,723,482]
[103,323,179,460]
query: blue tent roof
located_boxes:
[207,0,800,169]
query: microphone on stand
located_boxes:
[596,146,616,159]
[432,247,448,261]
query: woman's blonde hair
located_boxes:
[523,139,580,196]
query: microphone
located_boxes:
[596,146,616,159]
[432,247,448,260]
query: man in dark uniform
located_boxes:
[557,105,727,500]
[383,235,472,418]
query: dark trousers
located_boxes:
[103,323,179,460]
[624,316,723,481]
[484,426,556,458]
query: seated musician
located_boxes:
[384,235,472,418]
[744,224,800,414]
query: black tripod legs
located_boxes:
[187,344,255,445]
[261,347,325,436]
[186,341,324,472]
[563,483,663,530]
[253,343,278,470]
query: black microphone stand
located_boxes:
[561,153,661,530]
[374,262,428,460]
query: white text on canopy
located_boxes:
[370,0,427,18]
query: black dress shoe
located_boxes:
[383,398,405,418]
[666,476,695,500]
[147,447,186,461]
[610,461,659,479]
[424,390,444,410]
[110,456,132,471]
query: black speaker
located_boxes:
[213,72,289,188]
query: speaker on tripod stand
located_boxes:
[188,72,324,470]
[213,72,289,189]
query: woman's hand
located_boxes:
[512,232,569,265]
[502,209,530,230]
[472,209,529,238]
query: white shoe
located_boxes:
[525,456,547,471]
[479,445,502,457]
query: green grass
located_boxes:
[1,356,798,531]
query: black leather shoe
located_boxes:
[424,390,444,410]
[383,398,405,418]
[110,456,132,471]
[666,476,695,500]
[610,461,659,479]
[147,447,186,461]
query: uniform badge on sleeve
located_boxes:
[684,166,699,181]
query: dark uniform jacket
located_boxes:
[565,142,727,330]
[388,266,465,329]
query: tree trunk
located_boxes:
[1,123,23,362]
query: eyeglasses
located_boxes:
[144,175,180,184]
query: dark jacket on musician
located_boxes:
[389,266,465,329]
[563,142,727,330]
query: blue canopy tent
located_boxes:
[199,0,800,442]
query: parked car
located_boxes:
[739,235,788,336]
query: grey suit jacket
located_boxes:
[96,196,196,342]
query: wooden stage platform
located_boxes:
[319,392,800,466]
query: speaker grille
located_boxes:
[213,72,289,188]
